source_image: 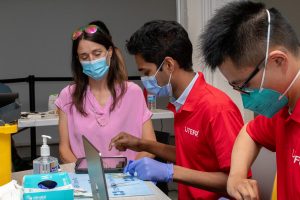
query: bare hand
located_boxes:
[109,132,142,152]
[227,175,260,200]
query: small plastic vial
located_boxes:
[147,94,156,110]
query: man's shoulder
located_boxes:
[194,82,236,108]
[192,72,231,100]
[189,87,242,122]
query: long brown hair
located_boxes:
[71,21,127,116]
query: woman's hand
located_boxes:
[109,132,142,152]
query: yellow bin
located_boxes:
[0,123,17,186]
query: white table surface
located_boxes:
[18,109,173,128]
[12,163,171,200]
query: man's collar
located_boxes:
[288,98,300,123]
[170,73,199,111]
[168,72,206,113]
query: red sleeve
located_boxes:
[206,108,244,172]
[247,115,276,152]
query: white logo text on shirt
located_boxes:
[184,126,199,137]
[292,149,300,166]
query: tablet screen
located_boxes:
[75,156,127,174]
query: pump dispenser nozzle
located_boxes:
[41,135,51,157]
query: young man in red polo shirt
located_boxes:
[109,20,244,199]
[200,2,300,199]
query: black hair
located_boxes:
[88,20,112,40]
[71,21,127,115]
[126,20,193,71]
[200,1,300,71]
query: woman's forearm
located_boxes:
[59,145,77,163]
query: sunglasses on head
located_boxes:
[72,25,99,40]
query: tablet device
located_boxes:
[75,156,127,174]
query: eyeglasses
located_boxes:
[72,25,99,40]
[229,58,265,95]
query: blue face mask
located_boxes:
[241,10,300,118]
[141,61,172,97]
[80,54,109,80]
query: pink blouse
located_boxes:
[55,82,152,160]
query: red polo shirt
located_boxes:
[168,72,244,200]
[247,98,300,200]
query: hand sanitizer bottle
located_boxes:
[33,135,59,174]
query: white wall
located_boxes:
[0,0,176,146]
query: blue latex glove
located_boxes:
[123,158,173,182]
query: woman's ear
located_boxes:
[108,47,113,58]
[106,47,114,66]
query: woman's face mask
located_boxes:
[80,53,109,80]
[141,61,172,97]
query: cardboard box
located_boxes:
[23,172,73,200]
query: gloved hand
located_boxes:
[124,158,174,182]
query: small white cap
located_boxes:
[41,135,51,157]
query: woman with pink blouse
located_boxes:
[55,21,156,163]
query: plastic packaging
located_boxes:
[0,180,23,200]
[48,94,58,111]
[33,135,59,174]
[147,94,156,110]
